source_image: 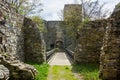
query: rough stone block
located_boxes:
[101,69,117,80]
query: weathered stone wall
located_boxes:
[100,3,120,79]
[44,21,63,51]
[0,1,38,79]
[64,4,82,21]
[63,4,82,50]
[0,0,24,61]
[0,1,45,79]
[74,20,107,63]
[24,18,45,63]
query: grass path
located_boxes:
[47,64,100,80]
[47,65,79,80]
[27,63,99,80]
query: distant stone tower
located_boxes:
[63,4,82,50]
[64,4,82,21]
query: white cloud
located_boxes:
[101,0,120,14]
[40,0,78,20]
[40,0,120,21]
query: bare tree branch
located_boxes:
[79,0,110,20]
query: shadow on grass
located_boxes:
[72,63,100,80]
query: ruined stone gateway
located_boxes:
[0,0,120,80]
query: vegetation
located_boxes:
[62,5,82,38]
[79,0,110,19]
[117,3,120,7]
[47,66,78,80]
[72,63,100,80]
[27,62,49,80]
[60,0,109,41]
[31,16,45,32]
[8,0,42,15]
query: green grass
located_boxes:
[26,62,100,80]
[47,66,78,80]
[27,62,49,80]
[72,63,100,80]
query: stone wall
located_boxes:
[0,0,45,62]
[99,3,120,79]
[0,1,39,79]
[64,4,82,21]
[0,0,24,61]
[24,18,45,63]
[44,21,63,51]
[74,20,107,63]
[0,0,45,63]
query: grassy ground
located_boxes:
[47,66,78,80]
[27,62,100,80]
[72,63,100,80]
[27,62,49,80]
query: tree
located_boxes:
[6,0,42,15]
[60,0,109,39]
[80,0,110,20]
[31,16,44,32]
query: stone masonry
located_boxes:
[1,0,120,79]
[100,3,120,80]
[64,4,82,51]
[44,21,65,51]
[0,0,24,61]
[0,1,44,79]
[44,4,82,51]
[0,0,45,63]
[74,20,107,63]
[24,18,45,63]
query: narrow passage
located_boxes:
[47,52,82,80]
[48,52,71,65]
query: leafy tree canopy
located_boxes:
[31,16,44,32]
[7,0,42,16]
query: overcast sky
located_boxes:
[40,0,120,21]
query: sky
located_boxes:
[40,0,120,21]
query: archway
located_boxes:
[55,40,64,52]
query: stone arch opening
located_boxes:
[56,41,63,48]
[50,43,55,49]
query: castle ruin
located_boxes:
[0,0,120,79]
